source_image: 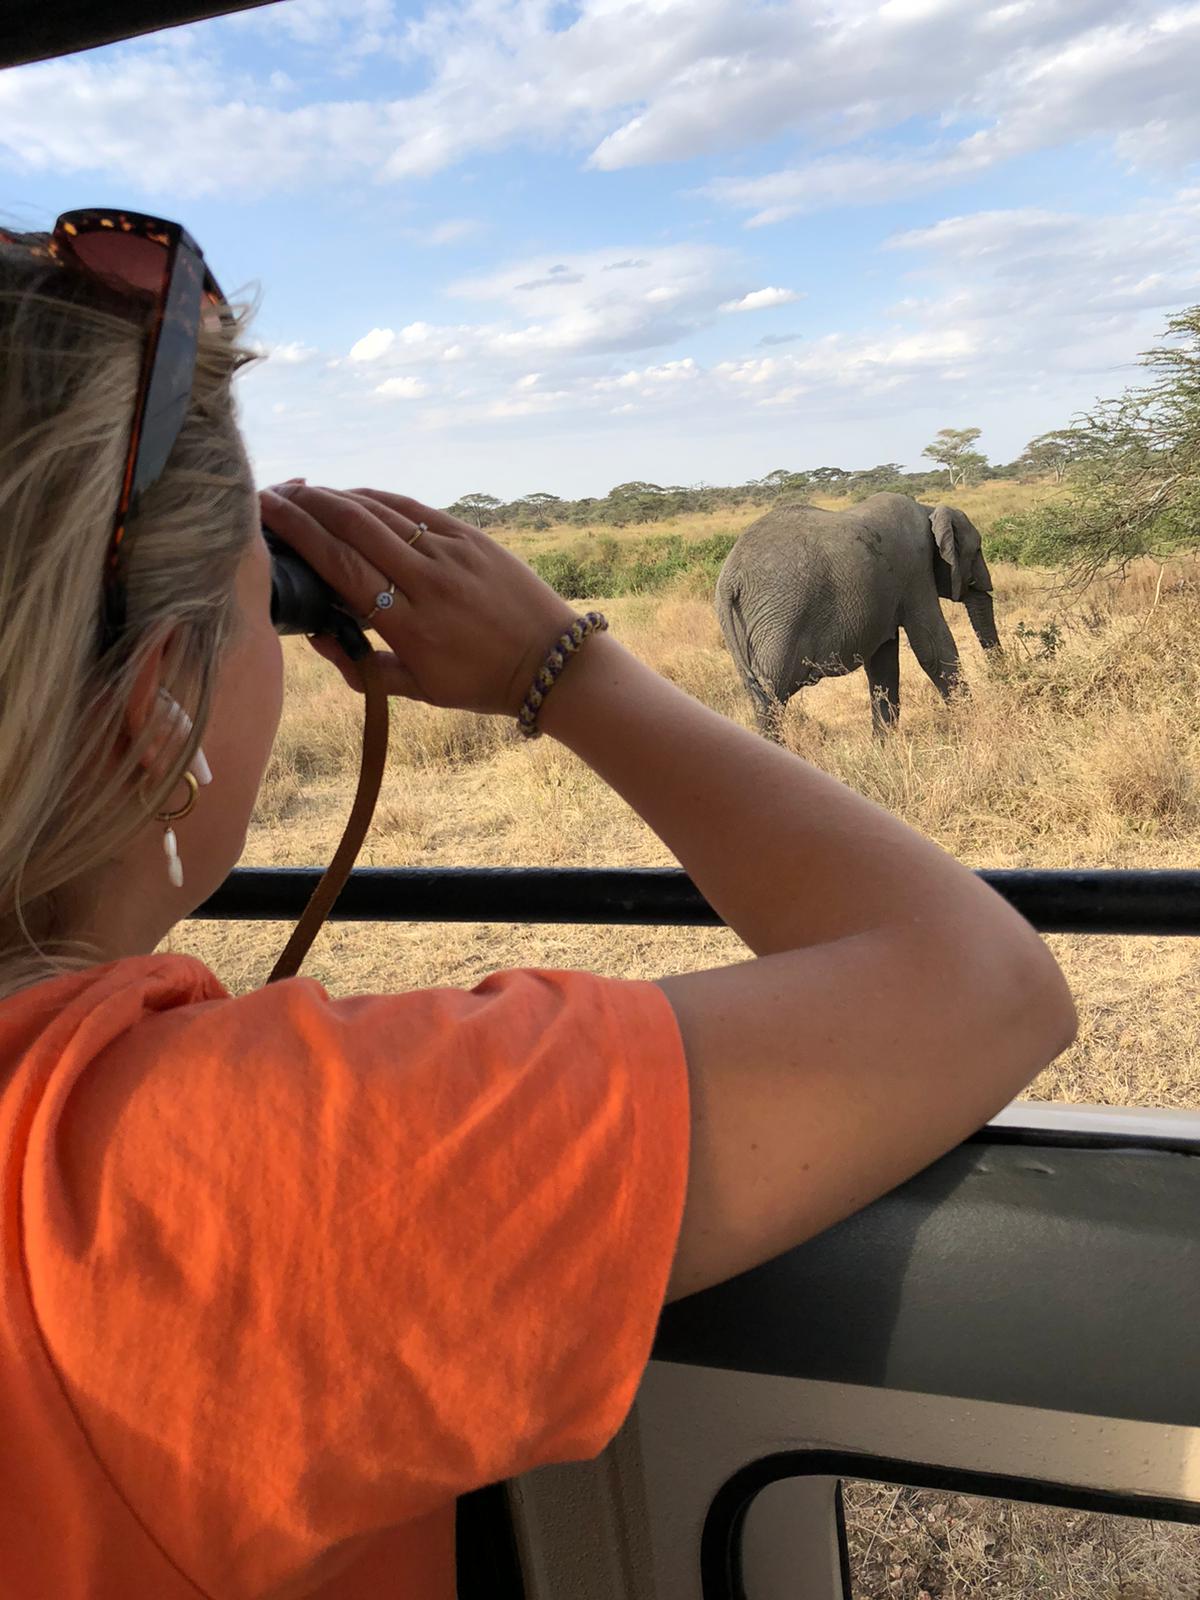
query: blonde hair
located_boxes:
[0,229,261,1000]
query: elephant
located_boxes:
[715,492,1001,736]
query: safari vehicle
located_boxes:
[4,4,1198,1596]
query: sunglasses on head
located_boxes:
[0,208,232,652]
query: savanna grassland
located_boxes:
[169,483,1200,1596]
[174,482,1200,1115]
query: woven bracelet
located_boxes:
[517,611,609,739]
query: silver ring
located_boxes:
[362,581,396,623]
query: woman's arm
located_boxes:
[537,632,1076,1302]
[261,484,1077,1303]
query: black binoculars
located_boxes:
[265,530,372,660]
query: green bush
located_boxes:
[987,503,1073,566]
[527,550,594,598]
[528,530,740,598]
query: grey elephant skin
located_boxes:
[715,492,1001,735]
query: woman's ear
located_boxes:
[122,638,192,786]
[930,504,963,601]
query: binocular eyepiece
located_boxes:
[265,530,372,661]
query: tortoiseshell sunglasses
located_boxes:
[0,209,232,650]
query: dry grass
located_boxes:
[843,1482,1200,1598]
[174,549,1200,1115]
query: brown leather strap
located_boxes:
[266,649,389,984]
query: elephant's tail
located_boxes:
[717,571,772,711]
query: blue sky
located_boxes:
[2,0,1199,503]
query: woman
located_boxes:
[0,211,1076,1599]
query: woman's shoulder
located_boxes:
[0,950,225,1029]
[3,954,677,1087]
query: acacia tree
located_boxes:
[1018,429,1090,483]
[848,462,906,491]
[1056,304,1200,580]
[513,492,564,527]
[605,481,672,524]
[922,427,986,486]
[447,492,503,526]
[760,468,810,496]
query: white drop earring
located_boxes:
[151,692,213,888]
[156,772,199,889]
[162,827,183,888]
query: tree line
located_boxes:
[447,302,1200,578]
[444,458,1023,533]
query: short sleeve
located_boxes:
[34,966,690,1596]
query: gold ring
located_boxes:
[408,522,427,546]
[154,770,199,823]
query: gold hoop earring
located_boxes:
[155,772,199,823]
[149,772,199,889]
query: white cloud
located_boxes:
[269,340,318,364]
[235,166,1200,501]
[446,244,739,357]
[0,51,391,196]
[706,149,982,227]
[883,194,1200,342]
[490,389,571,417]
[4,1,1197,214]
[291,189,1195,453]
[230,0,398,52]
[374,375,428,398]
[703,3,1200,222]
[349,328,396,362]
[595,358,700,394]
[721,287,802,312]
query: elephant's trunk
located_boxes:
[963,588,1001,651]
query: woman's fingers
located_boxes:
[264,480,578,716]
[260,485,426,616]
[346,488,472,540]
[338,490,440,555]
[260,488,396,617]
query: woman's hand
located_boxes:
[259,484,579,716]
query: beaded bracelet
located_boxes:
[517,611,609,738]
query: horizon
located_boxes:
[2,0,1198,502]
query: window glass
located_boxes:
[15,6,1196,1111]
[842,1480,1200,1599]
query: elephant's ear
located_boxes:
[930,504,963,601]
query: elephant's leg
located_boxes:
[866,635,900,735]
[740,674,787,741]
[903,608,962,701]
[756,689,788,742]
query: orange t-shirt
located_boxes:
[0,952,690,1599]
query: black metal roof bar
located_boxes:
[0,1,276,70]
[193,867,1200,936]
